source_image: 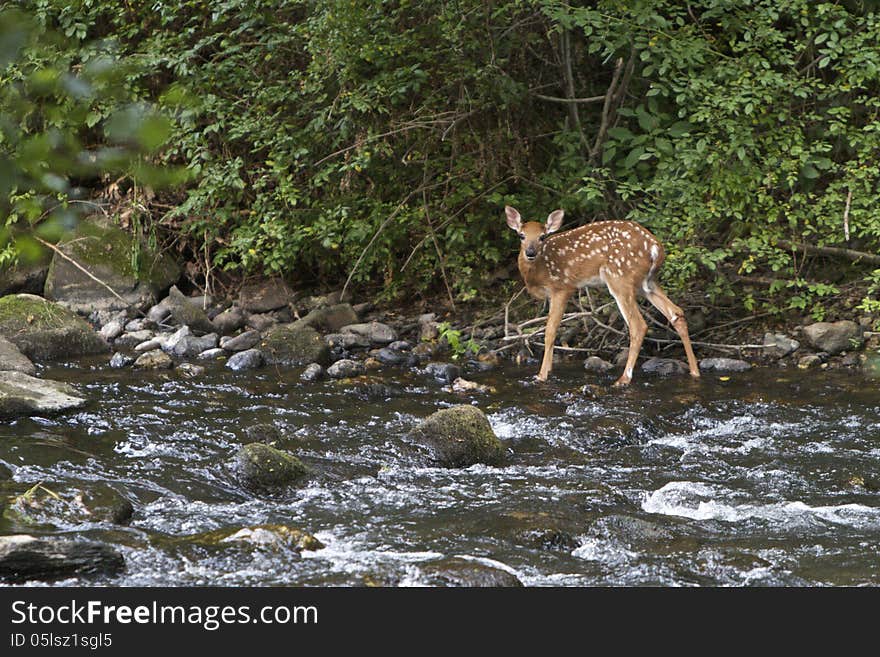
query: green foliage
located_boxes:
[0,5,185,265]
[7,0,880,313]
[437,321,481,359]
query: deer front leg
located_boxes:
[537,290,569,381]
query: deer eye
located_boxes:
[539,234,546,242]
[518,233,525,240]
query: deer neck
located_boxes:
[518,251,551,299]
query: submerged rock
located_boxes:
[300,363,324,382]
[407,404,504,467]
[232,442,309,490]
[219,525,324,551]
[797,353,824,369]
[133,349,173,370]
[108,352,134,369]
[0,371,87,418]
[803,320,862,355]
[424,361,461,384]
[699,357,752,372]
[326,358,365,378]
[0,535,125,583]
[417,558,522,587]
[641,357,689,376]
[226,348,264,371]
[0,294,108,360]
[584,356,614,373]
[261,324,330,367]
[0,335,35,375]
[176,362,205,378]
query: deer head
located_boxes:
[505,206,564,262]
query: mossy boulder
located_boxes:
[407,404,504,467]
[417,557,523,587]
[0,371,87,418]
[232,442,309,489]
[261,324,330,367]
[0,294,108,360]
[44,217,181,313]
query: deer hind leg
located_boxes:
[605,277,647,386]
[644,285,700,378]
[538,289,570,381]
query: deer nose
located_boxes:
[524,246,538,260]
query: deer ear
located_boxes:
[545,210,564,234]
[505,206,522,231]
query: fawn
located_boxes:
[505,205,700,386]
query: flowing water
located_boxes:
[2,357,880,586]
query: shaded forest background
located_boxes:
[3,0,880,323]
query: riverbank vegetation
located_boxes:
[3,1,880,326]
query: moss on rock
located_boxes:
[232,442,309,489]
[44,217,180,313]
[407,404,504,467]
[0,294,108,360]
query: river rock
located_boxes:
[245,312,278,332]
[219,525,324,551]
[232,442,309,489]
[0,336,35,375]
[411,342,436,360]
[376,348,407,365]
[261,325,331,367]
[108,352,134,368]
[168,332,218,358]
[763,332,800,358]
[146,297,172,323]
[424,362,461,383]
[12,483,135,526]
[99,318,126,341]
[340,321,397,345]
[198,348,226,360]
[699,357,752,372]
[407,404,504,467]
[226,348,264,371]
[238,278,294,313]
[326,358,365,378]
[803,320,862,355]
[419,313,439,341]
[166,286,215,335]
[43,216,180,313]
[133,349,173,370]
[114,329,155,350]
[324,332,370,349]
[0,535,125,583]
[0,371,87,418]
[300,363,324,382]
[220,330,261,352]
[0,294,108,360]
[176,362,205,378]
[584,356,614,373]
[298,303,359,332]
[417,558,522,587]
[797,353,824,369]
[641,357,689,376]
[212,306,245,335]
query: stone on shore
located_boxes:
[0,371,87,418]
